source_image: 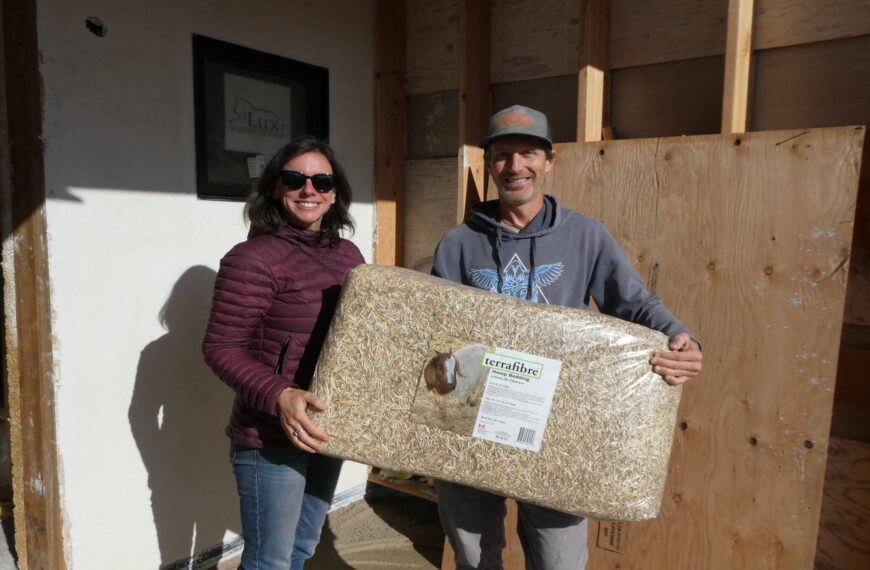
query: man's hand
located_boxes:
[651,332,702,386]
[276,388,331,452]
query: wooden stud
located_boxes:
[2,0,66,567]
[459,0,490,147]
[375,0,406,266]
[458,145,487,224]
[367,468,438,502]
[721,0,755,134]
[458,0,491,223]
[578,0,610,142]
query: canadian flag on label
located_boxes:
[471,347,562,452]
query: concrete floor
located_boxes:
[216,484,444,570]
[0,517,16,570]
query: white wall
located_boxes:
[36,1,375,567]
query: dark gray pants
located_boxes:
[435,480,589,570]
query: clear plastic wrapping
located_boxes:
[310,264,682,519]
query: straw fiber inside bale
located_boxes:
[311,265,682,520]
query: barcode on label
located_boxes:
[517,427,535,445]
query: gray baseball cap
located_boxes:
[478,105,553,150]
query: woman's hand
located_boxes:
[650,332,703,386]
[277,388,331,453]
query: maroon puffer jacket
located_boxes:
[202,224,364,448]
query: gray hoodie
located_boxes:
[432,194,691,339]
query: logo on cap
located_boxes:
[498,109,534,128]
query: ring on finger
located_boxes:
[292,427,306,438]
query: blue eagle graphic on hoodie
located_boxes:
[470,253,563,303]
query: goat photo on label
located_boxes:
[414,337,492,434]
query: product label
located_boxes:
[411,336,561,450]
[471,347,561,452]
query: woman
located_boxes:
[202,137,364,569]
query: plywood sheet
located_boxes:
[406,0,459,95]
[814,437,870,569]
[406,90,459,159]
[755,0,870,51]
[490,0,580,84]
[751,35,870,326]
[610,0,728,68]
[491,75,578,143]
[403,158,458,273]
[611,0,870,69]
[541,127,864,569]
[751,36,870,133]
[610,56,724,140]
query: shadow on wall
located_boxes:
[128,265,238,566]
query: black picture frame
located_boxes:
[193,35,329,201]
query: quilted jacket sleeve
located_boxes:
[202,243,296,415]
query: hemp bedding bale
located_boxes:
[310,264,682,520]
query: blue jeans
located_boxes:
[230,442,343,570]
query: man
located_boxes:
[431,105,702,570]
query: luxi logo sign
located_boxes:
[228,97,289,139]
[482,352,543,379]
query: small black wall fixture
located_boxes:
[85,16,107,38]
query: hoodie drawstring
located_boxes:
[495,226,505,294]
[492,223,539,300]
[527,236,537,300]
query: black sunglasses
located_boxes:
[280,170,337,193]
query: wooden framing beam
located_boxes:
[459,0,490,148]
[2,0,66,567]
[374,0,406,266]
[577,0,610,142]
[721,0,755,134]
[457,0,491,223]
[458,144,487,223]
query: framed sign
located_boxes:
[193,35,329,200]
